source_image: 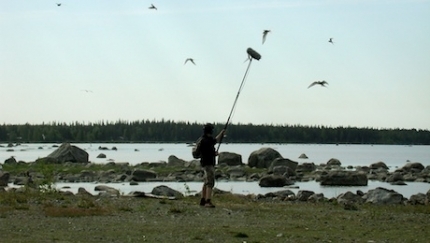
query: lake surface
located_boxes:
[1,143,429,169]
[2,143,429,198]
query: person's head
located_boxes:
[203,123,214,135]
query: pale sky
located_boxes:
[1,0,429,130]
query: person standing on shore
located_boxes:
[199,123,225,208]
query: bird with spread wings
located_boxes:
[184,58,196,65]
[308,80,329,89]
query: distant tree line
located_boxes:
[0,120,429,145]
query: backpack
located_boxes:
[192,136,203,159]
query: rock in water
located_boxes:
[37,143,89,163]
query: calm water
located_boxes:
[2,143,429,198]
[1,143,429,169]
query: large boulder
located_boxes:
[308,193,326,202]
[77,187,93,197]
[96,153,107,158]
[167,155,186,167]
[271,166,294,176]
[94,185,120,197]
[78,170,98,181]
[0,172,10,187]
[401,162,425,173]
[337,191,363,204]
[385,172,404,183]
[13,176,29,186]
[320,171,368,186]
[131,169,157,182]
[356,166,371,173]
[226,166,246,179]
[248,147,282,168]
[425,189,430,205]
[296,162,316,172]
[370,161,389,170]
[409,193,427,205]
[363,187,404,205]
[151,185,183,198]
[4,156,17,165]
[258,175,293,187]
[423,166,430,174]
[37,143,89,163]
[297,190,315,201]
[326,158,341,166]
[218,152,242,166]
[268,158,298,173]
[265,189,295,200]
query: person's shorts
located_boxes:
[203,165,215,188]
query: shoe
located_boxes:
[199,198,206,206]
[204,202,215,208]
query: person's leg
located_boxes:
[204,165,215,208]
[200,184,206,206]
[200,165,208,206]
[205,187,212,201]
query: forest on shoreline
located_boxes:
[1,120,429,145]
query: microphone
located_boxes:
[246,48,261,60]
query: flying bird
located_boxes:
[328,38,334,44]
[81,89,93,93]
[184,58,196,65]
[262,30,271,44]
[56,3,61,6]
[149,4,157,10]
[308,80,329,89]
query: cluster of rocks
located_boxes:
[4,180,429,209]
[252,186,430,207]
[0,143,19,152]
[1,144,429,205]
[0,142,56,152]
[1,183,182,201]
[2,145,430,185]
[98,146,117,151]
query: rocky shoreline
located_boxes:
[1,143,430,206]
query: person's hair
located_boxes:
[203,123,214,134]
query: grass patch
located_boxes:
[0,186,429,242]
[169,204,185,214]
[76,197,98,208]
[43,205,109,217]
[42,193,111,217]
[241,166,266,175]
[0,206,12,214]
[118,205,134,212]
[233,232,249,238]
